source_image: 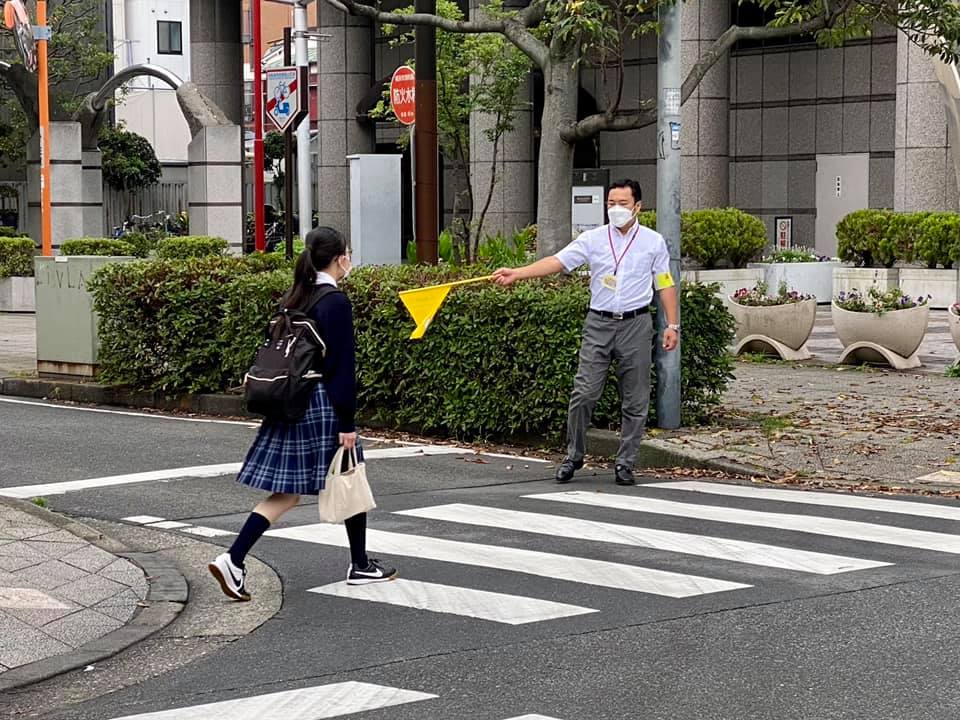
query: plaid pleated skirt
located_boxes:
[236,383,361,496]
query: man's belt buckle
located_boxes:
[612,311,624,320]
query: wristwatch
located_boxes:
[667,323,681,332]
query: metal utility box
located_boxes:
[348,154,402,266]
[34,255,136,378]
[572,168,610,236]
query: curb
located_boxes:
[0,498,188,692]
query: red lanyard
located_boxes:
[607,223,639,276]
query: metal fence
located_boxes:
[103,182,188,235]
[0,181,28,233]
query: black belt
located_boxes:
[589,306,649,320]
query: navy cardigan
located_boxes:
[308,290,357,433]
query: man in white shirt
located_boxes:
[493,179,679,485]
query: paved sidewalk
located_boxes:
[0,313,36,376]
[648,362,960,489]
[0,499,147,685]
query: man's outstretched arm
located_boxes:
[492,256,565,285]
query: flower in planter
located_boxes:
[732,281,814,307]
[760,249,834,264]
[835,286,930,315]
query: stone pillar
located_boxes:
[27,122,85,250]
[188,126,244,254]
[468,0,535,240]
[680,0,730,210]
[895,32,957,211]
[81,149,104,238]
[190,0,244,125]
[316,4,376,242]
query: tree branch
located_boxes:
[564,12,836,142]
[324,0,543,34]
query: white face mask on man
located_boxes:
[607,206,635,229]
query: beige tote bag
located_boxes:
[318,446,376,523]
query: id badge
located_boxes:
[601,274,618,291]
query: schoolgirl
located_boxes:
[209,226,397,601]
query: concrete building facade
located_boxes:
[214,1,957,254]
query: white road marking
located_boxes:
[0,445,540,498]
[396,504,889,575]
[0,464,244,498]
[653,480,960,522]
[266,525,750,598]
[146,521,192,530]
[309,578,596,624]
[104,681,437,719]
[527,491,960,555]
[121,515,166,525]
[180,526,237,538]
[0,397,259,427]
[503,716,565,720]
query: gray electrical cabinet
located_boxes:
[572,168,610,236]
[348,154,403,266]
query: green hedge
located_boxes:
[61,238,135,257]
[90,260,735,438]
[681,208,766,269]
[836,209,960,268]
[0,237,35,278]
[0,226,27,238]
[916,212,958,269]
[156,236,229,260]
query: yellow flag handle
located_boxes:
[443,275,495,288]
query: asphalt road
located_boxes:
[2,397,960,720]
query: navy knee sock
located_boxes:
[344,512,368,567]
[229,512,271,568]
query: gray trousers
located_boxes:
[566,311,654,468]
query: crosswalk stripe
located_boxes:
[503,716,565,719]
[309,578,597,624]
[526,491,960,555]
[395,504,889,575]
[652,480,960,522]
[105,681,437,719]
[265,525,750,598]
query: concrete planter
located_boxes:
[689,268,765,304]
[831,301,929,369]
[34,256,136,378]
[897,268,960,310]
[0,276,35,312]
[833,267,899,300]
[750,261,840,304]
[949,304,960,355]
[728,297,817,360]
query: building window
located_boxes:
[157,21,182,55]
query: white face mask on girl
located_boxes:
[338,255,353,281]
[607,206,636,229]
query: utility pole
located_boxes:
[293,0,312,241]
[253,0,266,252]
[37,0,51,256]
[655,0,682,429]
[414,0,438,264]
[283,26,295,260]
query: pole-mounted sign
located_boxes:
[390,65,417,126]
[264,66,308,133]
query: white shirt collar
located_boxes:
[315,271,338,287]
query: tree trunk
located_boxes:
[535,57,579,258]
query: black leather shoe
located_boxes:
[614,464,636,486]
[555,458,583,484]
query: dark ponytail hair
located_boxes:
[282,226,348,309]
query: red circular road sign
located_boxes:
[390,66,416,126]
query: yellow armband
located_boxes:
[654,271,675,290]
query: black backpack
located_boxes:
[244,286,340,423]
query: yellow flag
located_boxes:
[399,275,494,340]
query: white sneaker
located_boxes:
[346,559,398,585]
[208,553,251,601]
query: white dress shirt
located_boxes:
[555,221,671,314]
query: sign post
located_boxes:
[253,0,265,253]
[390,66,418,261]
